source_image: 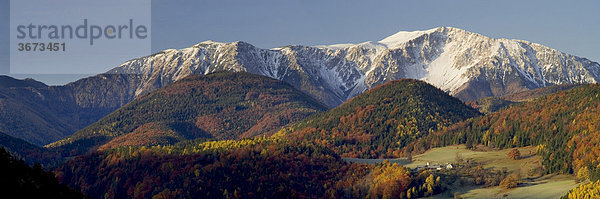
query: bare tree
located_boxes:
[455,152,463,163]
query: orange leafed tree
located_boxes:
[507,148,521,160]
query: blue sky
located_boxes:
[2,0,600,85]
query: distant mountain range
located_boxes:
[108,27,600,106]
[2,27,600,146]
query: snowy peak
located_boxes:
[106,27,600,106]
[315,27,474,50]
[379,27,440,48]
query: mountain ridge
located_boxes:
[107,27,600,107]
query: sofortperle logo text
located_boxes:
[15,19,148,46]
[10,0,151,75]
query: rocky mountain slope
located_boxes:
[0,74,141,145]
[108,27,600,106]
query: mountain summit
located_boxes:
[107,27,599,106]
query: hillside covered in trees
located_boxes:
[48,71,328,156]
[285,79,481,158]
[562,180,600,199]
[423,84,600,180]
[56,133,451,199]
[0,132,62,166]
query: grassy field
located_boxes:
[343,145,579,198]
[459,174,578,199]
[345,145,540,172]
[406,145,540,174]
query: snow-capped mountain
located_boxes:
[108,27,600,107]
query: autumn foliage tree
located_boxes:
[507,148,521,160]
[499,176,518,189]
[368,162,412,199]
[562,180,600,199]
[576,166,590,182]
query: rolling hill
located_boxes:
[48,71,327,156]
[285,79,481,158]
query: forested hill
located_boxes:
[56,133,450,198]
[0,132,61,166]
[48,71,328,156]
[286,79,481,158]
[425,84,600,180]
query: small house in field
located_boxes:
[416,162,453,172]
